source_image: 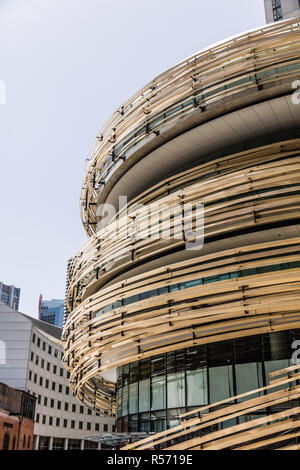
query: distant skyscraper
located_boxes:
[63,258,73,327]
[264,0,300,22]
[39,298,64,328]
[0,282,20,310]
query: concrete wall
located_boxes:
[0,303,31,390]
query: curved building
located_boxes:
[62,18,300,443]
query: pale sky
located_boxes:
[0,0,266,318]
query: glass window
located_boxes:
[209,365,234,403]
[235,363,264,397]
[117,388,122,418]
[167,372,185,408]
[151,411,166,432]
[138,379,150,413]
[151,376,166,411]
[129,362,138,384]
[234,336,264,399]
[122,385,129,416]
[168,408,185,429]
[129,382,138,414]
[186,368,208,406]
[208,341,234,403]
[139,413,150,432]
[263,332,292,385]
[128,414,138,432]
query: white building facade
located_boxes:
[264,0,300,22]
[0,301,114,450]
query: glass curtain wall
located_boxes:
[116,330,299,432]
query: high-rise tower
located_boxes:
[0,282,20,310]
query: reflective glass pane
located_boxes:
[129,382,138,414]
[139,379,150,412]
[151,376,166,411]
[167,372,185,408]
[187,368,208,406]
[139,413,150,432]
[209,365,234,403]
[235,362,263,399]
[151,411,167,432]
[122,385,128,416]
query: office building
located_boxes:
[264,0,300,22]
[62,18,300,449]
[0,282,20,310]
[39,298,64,328]
[63,258,74,327]
[0,301,114,450]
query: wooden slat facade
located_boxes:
[62,19,300,425]
[80,18,300,236]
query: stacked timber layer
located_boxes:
[80,18,300,236]
[63,237,300,414]
[62,18,300,417]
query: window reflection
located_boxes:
[167,372,185,408]
[151,376,166,411]
[187,368,208,406]
[139,379,150,413]
[117,330,300,432]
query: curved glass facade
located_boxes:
[116,330,300,432]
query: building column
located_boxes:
[80,439,84,450]
[97,442,101,450]
[33,435,39,451]
[48,436,53,451]
[64,438,68,450]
